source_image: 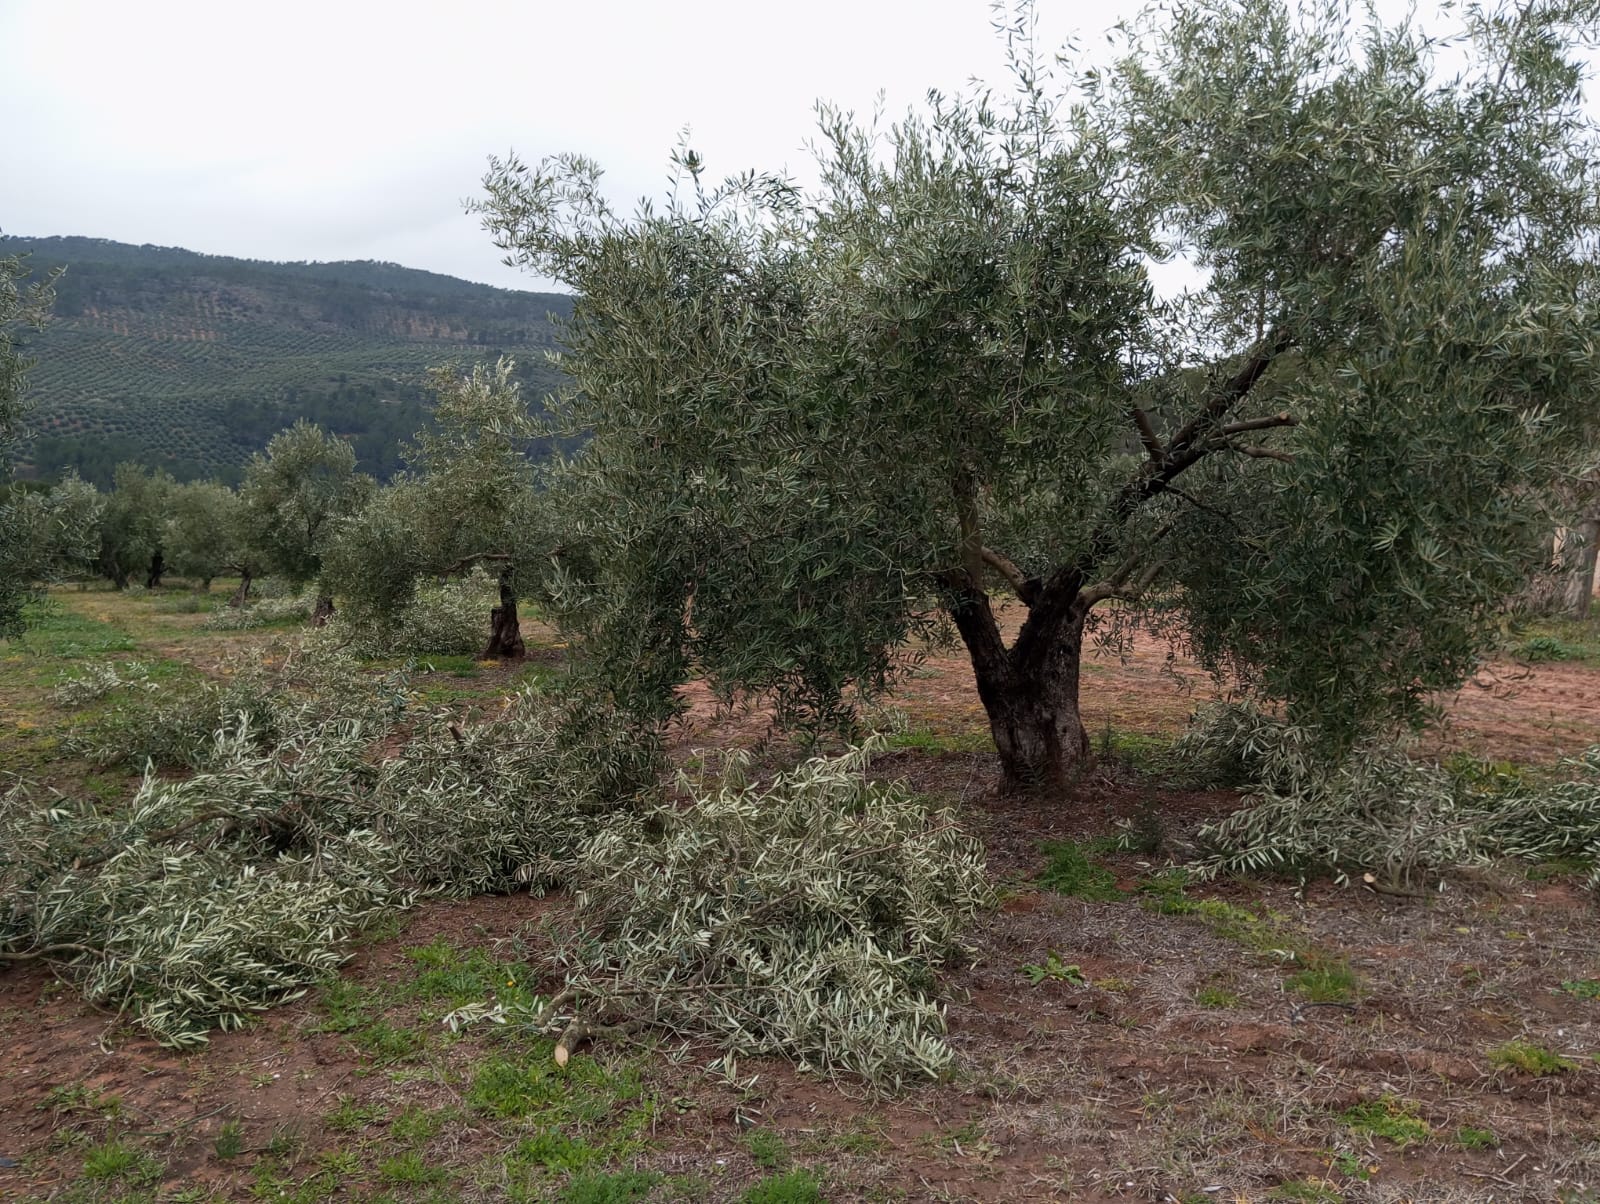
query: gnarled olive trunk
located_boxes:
[145,551,165,589]
[312,594,335,627]
[947,585,1092,791]
[483,567,526,659]
[1565,517,1599,621]
[229,569,253,608]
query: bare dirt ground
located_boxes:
[3,589,1599,1204]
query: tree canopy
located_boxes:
[479,0,1600,789]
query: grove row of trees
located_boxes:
[6,0,1600,798]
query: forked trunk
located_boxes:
[948,586,1092,791]
[229,570,253,608]
[483,568,526,659]
[311,594,335,627]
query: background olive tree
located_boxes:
[164,480,247,593]
[239,421,373,623]
[322,359,546,657]
[96,463,174,591]
[479,0,1600,791]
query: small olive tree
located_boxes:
[479,0,1600,790]
[165,480,246,592]
[239,421,373,623]
[323,359,545,657]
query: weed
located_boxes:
[1287,963,1359,1003]
[1455,1126,1498,1150]
[81,1138,158,1183]
[389,1105,446,1145]
[1020,951,1086,986]
[214,1119,245,1159]
[379,1150,445,1184]
[1489,1039,1579,1076]
[326,1094,383,1134]
[1036,841,1120,900]
[561,1171,661,1204]
[315,979,374,1033]
[1561,979,1600,1000]
[1195,985,1243,1009]
[353,1019,424,1062]
[741,1170,826,1204]
[744,1129,792,1170]
[1268,1182,1345,1203]
[1340,1096,1431,1146]
[511,1130,605,1172]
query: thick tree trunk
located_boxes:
[311,594,335,627]
[947,584,1092,791]
[1564,517,1599,621]
[229,570,252,608]
[483,569,526,659]
[145,551,165,589]
[199,576,212,593]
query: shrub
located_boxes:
[324,568,497,658]
[49,661,156,708]
[204,589,315,630]
[538,744,993,1087]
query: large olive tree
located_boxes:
[480,0,1600,790]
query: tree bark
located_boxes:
[1565,517,1599,620]
[311,594,335,627]
[229,570,252,608]
[946,582,1092,791]
[145,551,165,589]
[483,568,526,659]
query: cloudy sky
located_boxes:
[3,0,1482,293]
[1,0,1095,291]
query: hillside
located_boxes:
[2,236,573,486]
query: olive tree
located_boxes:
[239,421,373,623]
[322,359,544,657]
[9,473,103,586]
[479,0,1600,790]
[97,464,175,591]
[165,480,247,592]
[0,249,58,636]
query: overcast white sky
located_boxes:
[0,0,1501,293]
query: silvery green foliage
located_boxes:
[0,251,57,637]
[50,661,156,708]
[96,463,176,589]
[2,663,656,1046]
[479,0,1600,761]
[5,473,103,588]
[322,568,497,658]
[549,745,993,1086]
[164,480,246,587]
[203,589,316,630]
[1190,734,1600,889]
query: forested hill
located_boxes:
[2,235,573,486]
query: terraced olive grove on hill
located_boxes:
[0,236,573,486]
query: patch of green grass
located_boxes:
[352,1019,424,1063]
[510,1130,606,1173]
[1268,1182,1345,1203]
[744,1129,792,1171]
[81,1138,160,1183]
[403,938,540,1013]
[885,727,993,754]
[389,1105,448,1145]
[18,601,138,659]
[1489,1039,1579,1076]
[325,1094,384,1134]
[1036,840,1120,900]
[468,1047,650,1137]
[42,1082,124,1119]
[560,1171,661,1204]
[1527,855,1595,881]
[1287,962,1360,1003]
[740,1170,826,1204]
[1340,1096,1431,1147]
[378,1150,446,1184]
[1561,979,1600,1001]
[419,654,481,677]
[313,978,375,1034]
[1195,985,1244,1009]
[1455,1126,1499,1150]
